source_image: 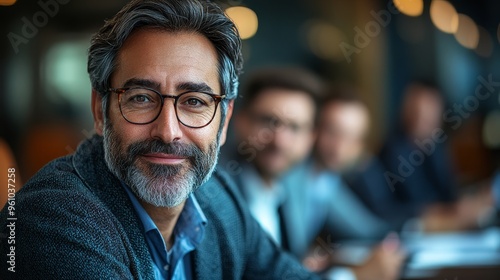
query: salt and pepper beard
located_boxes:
[102,119,219,207]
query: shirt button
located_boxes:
[164,264,169,271]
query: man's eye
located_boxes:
[185,98,206,106]
[130,95,151,103]
[257,116,274,124]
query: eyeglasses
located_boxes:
[108,87,225,128]
[248,111,313,135]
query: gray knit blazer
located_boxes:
[0,135,318,280]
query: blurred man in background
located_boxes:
[300,86,405,279]
[230,68,405,280]
[315,87,412,230]
[379,81,457,217]
[232,67,320,251]
[311,86,404,235]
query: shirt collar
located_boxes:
[174,191,207,246]
[121,182,207,245]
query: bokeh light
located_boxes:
[305,20,346,61]
[225,6,258,40]
[454,14,479,49]
[393,0,424,17]
[0,0,16,6]
[430,0,458,34]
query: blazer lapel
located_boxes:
[72,135,155,279]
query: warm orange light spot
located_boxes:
[454,14,479,49]
[0,0,17,6]
[225,6,258,40]
[394,0,424,17]
[430,0,458,33]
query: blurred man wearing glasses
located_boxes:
[0,1,318,279]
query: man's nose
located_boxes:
[150,101,183,143]
[272,124,294,148]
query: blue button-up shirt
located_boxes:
[122,184,207,280]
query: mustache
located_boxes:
[127,139,203,160]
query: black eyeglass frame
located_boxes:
[108,87,226,128]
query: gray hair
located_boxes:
[87,0,243,119]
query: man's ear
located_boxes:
[219,100,234,146]
[91,89,105,136]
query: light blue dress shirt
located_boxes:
[303,166,388,240]
[122,184,207,280]
[239,165,286,246]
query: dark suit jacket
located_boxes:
[379,128,457,216]
[0,135,318,280]
[343,156,413,230]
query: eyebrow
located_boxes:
[123,78,161,90]
[177,82,215,94]
[122,79,216,95]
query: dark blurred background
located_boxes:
[0,0,499,184]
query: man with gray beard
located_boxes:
[103,122,216,208]
[0,0,319,279]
